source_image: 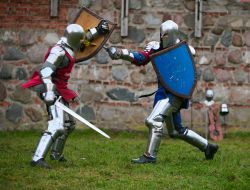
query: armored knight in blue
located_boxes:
[107,20,218,164]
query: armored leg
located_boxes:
[31,101,65,168]
[132,98,171,164]
[145,98,171,157]
[50,113,76,161]
[179,128,208,151]
[165,110,218,159]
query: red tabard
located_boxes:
[22,46,77,102]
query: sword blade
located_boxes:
[55,101,110,139]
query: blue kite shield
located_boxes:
[150,41,197,99]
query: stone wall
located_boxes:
[0,0,250,131]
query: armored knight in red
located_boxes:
[22,21,109,168]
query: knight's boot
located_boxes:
[205,143,218,160]
[30,131,54,169]
[50,118,75,162]
[30,158,51,169]
[179,129,218,160]
[131,154,156,164]
[132,99,169,164]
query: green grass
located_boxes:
[0,129,250,190]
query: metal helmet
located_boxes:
[205,89,214,101]
[160,20,179,48]
[61,24,84,51]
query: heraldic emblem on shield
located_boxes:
[73,7,115,63]
[150,41,197,99]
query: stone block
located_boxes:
[211,27,224,35]
[80,85,104,103]
[11,85,31,104]
[3,47,25,60]
[112,65,129,81]
[242,51,250,66]
[184,0,195,11]
[0,81,7,101]
[229,107,250,127]
[183,13,195,28]
[27,43,47,64]
[6,103,23,123]
[230,86,250,104]
[25,107,43,122]
[78,0,92,8]
[221,30,232,47]
[213,85,230,102]
[244,31,250,47]
[44,32,59,46]
[234,69,246,84]
[203,15,216,27]
[214,69,233,83]
[114,0,121,9]
[0,30,16,45]
[96,49,109,64]
[202,68,215,82]
[107,88,136,102]
[109,30,122,44]
[129,0,142,9]
[232,33,243,47]
[130,70,143,84]
[67,8,81,23]
[98,105,117,121]
[204,33,219,46]
[198,55,212,65]
[142,64,157,83]
[76,105,96,121]
[144,13,162,26]
[19,30,36,46]
[228,49,242,64]
[128,27,145,43]
[0,63,14,79]
[196,68,202,80]
[215,53,226,66]
[132,14,144,25]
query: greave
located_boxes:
[146,124,163,157]
[50,134,67,160]
[32,132,53,162]
[50,114,75,160]
[180,129,208,151]
[32,103,65,162]
[145,98,170,157]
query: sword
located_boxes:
[55,97,110,139]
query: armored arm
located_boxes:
[107,47,135,62]
[39,46,65,104]
[85,20,109,41]
[107,41,160,66]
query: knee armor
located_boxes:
[32,102,65,162]
[50,113,76,160]
[50,114,76,160]
[145,98,170,157]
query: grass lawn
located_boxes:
[0,129,250,190]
